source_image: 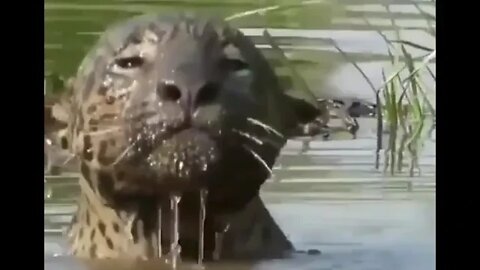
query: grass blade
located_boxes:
[225,0,330,21]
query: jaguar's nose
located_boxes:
[156,81,220,114]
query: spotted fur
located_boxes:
[55,13,316,261]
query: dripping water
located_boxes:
[169,193,182,269]
[198,189,208,265]
[157,206,162,258]
[213,224,229,261]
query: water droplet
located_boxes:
[179,161,184,171]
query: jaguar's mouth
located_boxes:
[118,110,285,194]
[146,128,221,182]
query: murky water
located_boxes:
[45,0,435,269]
[45,120,435,270]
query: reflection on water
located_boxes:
[45,121,435,270]
[45,194,435,270]
[45,191,435,270]
[45,0,435,269]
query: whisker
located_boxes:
[232,129,263,145]
[242,145,272,176]
[246,118,284,139]
[112,141,137,166]
[232,128,283,149]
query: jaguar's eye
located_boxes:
[114,56,145,69]
[220,58,249,72]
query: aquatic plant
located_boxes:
[375,4,435,176]
[227,0,436,176]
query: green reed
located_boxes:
[378,46,435,176]
[228,1,436,176]
[332,3,436,176]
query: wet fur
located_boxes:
[55,13,318,261]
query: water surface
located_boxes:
[45,120,435,270]
[44,1,435,269]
